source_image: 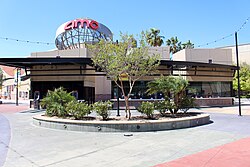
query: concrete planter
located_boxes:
[33,113,210,132]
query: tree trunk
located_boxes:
[124,96,131,119]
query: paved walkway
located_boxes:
[0,114,10,167]
[1,102,250,167]
[154,137,250,167]
[0,104,29,167]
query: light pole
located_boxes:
[235,32,241,116]
[15,68,20,106]
[116,86,120,116]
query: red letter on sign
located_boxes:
[64,21,74,30]
[89,20,99,30]
[74,19,89,29]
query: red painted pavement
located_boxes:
[0,104,29,113]
[154,137,250,167]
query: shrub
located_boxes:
[92,101,112,120]
[154,100,168,116]
[44,102,66,117]
[147,76,196,116]
[40,87,76,117]
[137,101,155,118]
[66,101,91,120]
[179,96,196,113]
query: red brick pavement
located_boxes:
[0,104,29,113]
[154,137,250,167]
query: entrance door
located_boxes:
[31,81,94,102]
[83,87,95,104]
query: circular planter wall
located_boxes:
[33,113,210,132]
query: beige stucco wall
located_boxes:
[30,46,171,59]
[172,49,186,61]
[173,48,232,65]
[95,76,111,101]
[148,46,170,60]
[220,43,250,64]
[30,48,88,58]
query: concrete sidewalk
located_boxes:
[1,104,250,167]
[154,137,250,167]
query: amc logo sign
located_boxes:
[64,19,99,31]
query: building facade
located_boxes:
[0,18,238,106]
[0,65,30,100]
[220,43,250,64]
[173,49,233,98]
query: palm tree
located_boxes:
[182,40,194,49]
[147,76,195,116]
[130,37,137,48]
[166,36,182,54]
[146,28,164,47]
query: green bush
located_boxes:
[147,76,196,116]
[154,100,168,116]
[92,101,112,120]
[66,101,91,120]
[179,96,196,113]
[40,87,76,117]
[137,101,155,118]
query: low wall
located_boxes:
[111,97,233,108]
[33,113,210,132]
[194,97,233,107]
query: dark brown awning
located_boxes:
[0,57,237,77]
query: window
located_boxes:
[111,81,164,99]
[188,82,232,98]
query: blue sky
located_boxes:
[0,0,249,57]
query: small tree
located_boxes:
[147,76,194,116]
[92,101,112,120]
[233,62,250,96]
[137,101,155,119]
[88,33,160,119]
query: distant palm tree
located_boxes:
[130,37,137,48]
[166,36,182,54]
[182,40,194,49]
[146,28,164,47]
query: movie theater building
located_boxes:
[0,18,237,106]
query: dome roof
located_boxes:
[55,18,113,50]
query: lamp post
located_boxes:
[15,68,20,106]
[235,32,241,116]
[116,86,120,116]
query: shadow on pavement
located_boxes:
[19,109,45,114]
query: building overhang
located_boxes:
[160,60,238,70]
[0,58,238,78]
[0,57,93,68]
